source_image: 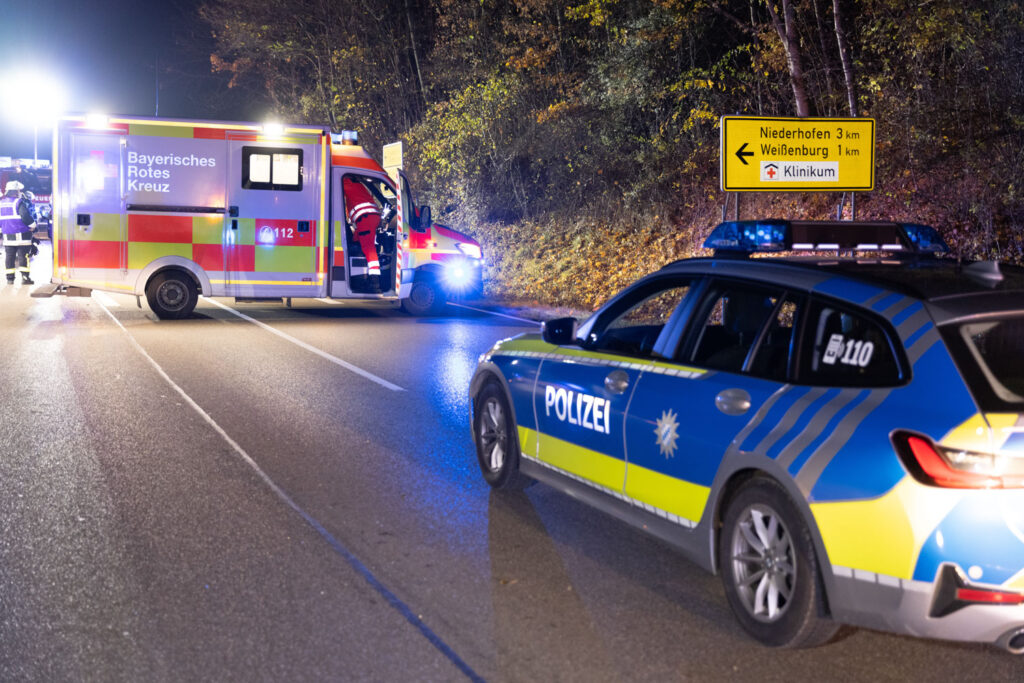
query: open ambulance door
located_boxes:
[329,169,399,297]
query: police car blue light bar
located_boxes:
[703,220,950,255]
[901,223,949,254]
[703,220,789,252]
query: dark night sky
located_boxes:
[0,0,261,161]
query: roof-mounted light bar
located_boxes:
[703,220,789,252]
[703,220,950,256]
[331,130,359,146]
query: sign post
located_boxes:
[720,116,875,192]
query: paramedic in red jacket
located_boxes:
[342,176,382,293]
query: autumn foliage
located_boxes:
[200,0,1024,309]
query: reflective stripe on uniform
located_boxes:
[0,197,29,235]
[348,201,380,223]
[2,231,32,246]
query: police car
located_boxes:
[469,220,1024,652]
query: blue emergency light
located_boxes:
[703,221,789,252]
[900,223,949,254]
[703,220,950,255]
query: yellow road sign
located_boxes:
[721,116,875,191]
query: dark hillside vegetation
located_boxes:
[200,0,1024,308]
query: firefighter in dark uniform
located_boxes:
[1,180,36,285]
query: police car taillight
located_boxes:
[892,431,1024,488]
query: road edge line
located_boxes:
[96,301,482,683]
[447,301,538,325]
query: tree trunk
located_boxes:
[765,0,811,116]
[404,0,426,103]
[811,0,836,114]
[832,0,858,116]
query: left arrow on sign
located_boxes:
[735,142,754,166]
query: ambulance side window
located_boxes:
[400,175,419,232]
[242,147,303,191]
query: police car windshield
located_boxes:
[943,316,1024,412]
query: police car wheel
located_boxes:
[402,279,445,316]
[146,271,198,320]
[474,382,531,490]
[718,478,838,648]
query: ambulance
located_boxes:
[49,114,482,318]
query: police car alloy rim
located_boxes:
[157,280,188,310]
[478,397,507,472]
[729,503,796,623]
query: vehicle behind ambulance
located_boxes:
[50,115,481,318]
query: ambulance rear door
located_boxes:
[64,127,127,286]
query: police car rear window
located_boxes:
[946,317,1024,411]
[799,299,902,387]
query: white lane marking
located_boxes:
[93,300,478,675]
[447,302,537,325]
[93,291,120,307]
[201,297,404,392]
[315,298,344,305]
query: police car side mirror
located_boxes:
[415,205,431,232]
[542,317,577,345]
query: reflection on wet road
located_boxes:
[1,278,1020,680]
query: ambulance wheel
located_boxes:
[474,381,532,490]
[402,278,446,316]
[146,271,198,320]
[718,478,838,648]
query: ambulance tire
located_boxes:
[718,478,839,649]
[146,271,198,320]
[401,278,446,316]
[474,381,532,490]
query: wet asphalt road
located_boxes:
[0,275,1022,680]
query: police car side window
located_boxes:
[588,282,692,359]
[799,299,901,387]
[688,284,781,374]
[748,296,804,382]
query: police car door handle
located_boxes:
[604,370,630,395]
[715,388,751,416]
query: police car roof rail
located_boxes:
[703,220,950,258]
